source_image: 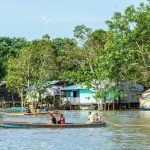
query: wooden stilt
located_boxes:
[108,103,110,111]
[70,104,71,110]
[104,104,106,111]
[113,103,115,110]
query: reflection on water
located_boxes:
[0,110,150,150]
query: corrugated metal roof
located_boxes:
[25,80,60,92]
[50,80,60,85]
[61,84,84,91]
[0,81,6,86]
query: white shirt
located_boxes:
[88,114,94,122]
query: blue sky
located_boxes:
[0,0,147,40]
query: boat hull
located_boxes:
[0,121,106,128]
[24,111,60,116]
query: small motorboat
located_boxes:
[0,121,106,128]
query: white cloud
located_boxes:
[40,14,52,25]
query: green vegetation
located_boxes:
[0,37,29,79]
[0,1,149,108]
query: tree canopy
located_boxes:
[0,0,149,107]
[105,1,150,87]
[0,37,29,80]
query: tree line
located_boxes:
[0,1,149,108]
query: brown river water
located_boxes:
[0,110,150,150]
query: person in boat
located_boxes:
[94,113,101,122]
[50,114,57,124]
[59,114,65,124]
[55,114,60,124]
[87,112,94,123]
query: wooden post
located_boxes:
[103,103,106,111]
[92,103,94,110]
[70,104,72,110]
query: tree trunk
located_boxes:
[20,92,23,110]
[99,99,103,111]
[39,92,41,103]
[23,98,26,107]
[113,103,115,110]
[53,95,56,109]
[104,103,106,111]
[119,98,121,110]
[97,100,100,111]
[108,103,110,111]
[97,98,104,111]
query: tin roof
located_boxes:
[61,84,85,91]
[25,80,60,92]
[50,80,60,85]
[0,81,6,86]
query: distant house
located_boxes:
[26,80,65,103]
[46,80,65,96]
[119,80,144,108]
[140,89,150,110]
[0,81,20,107]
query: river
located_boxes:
[0,110,150,150]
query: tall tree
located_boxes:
[52,37,78,83]
[61,25,111,110]
[6,39,57,105]
[106,1,150,87]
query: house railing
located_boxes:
[61,97,80,104]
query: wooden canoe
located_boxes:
[0,121,106,128]
[24,111,60,116]
[24,112,51,116]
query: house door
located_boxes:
[73,91,77,97]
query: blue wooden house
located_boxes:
[61,84,97,109]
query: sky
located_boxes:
[0,0,147,40]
